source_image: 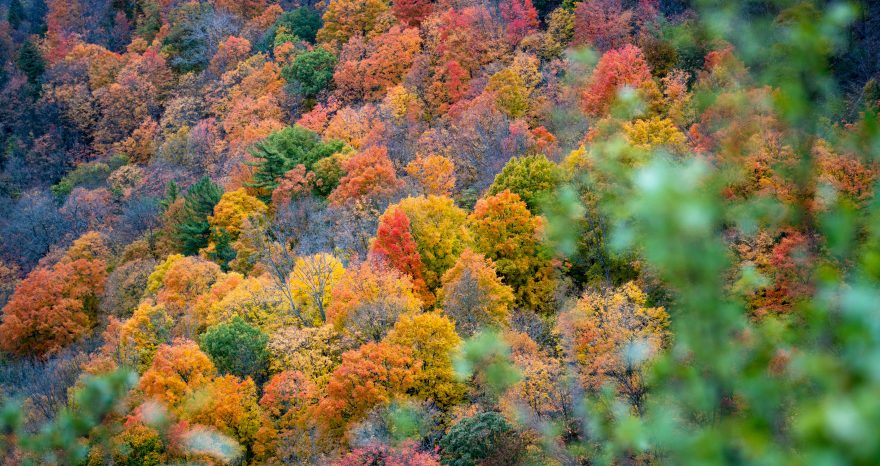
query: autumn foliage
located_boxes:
[468,190,555,311]
[3,1,877,464]
[369,206,430,302]
[327,261,422,341]
[329,146,402,206]
[316,342,421,439]
[557,282,669,406]
[581,44,654,116]
[0,240,108,357]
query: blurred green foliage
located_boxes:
[1,370,137,465]
[459,1,880,464]
[540,0,880,464]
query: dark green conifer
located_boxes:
[175,176,222,255]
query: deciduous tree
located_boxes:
[183,374,276,463]
[623,116,687,152]
[439,249,515,336]
[405,154,456,197]
[468,191,555,312]
[118,302,173,371]
[267,325,351,385]
[152,256,222,333]
[0,256,107,357]
[316,342,421,439]
[369,207,430,302]
[328,145,402,207]
[208,36,252,76]
[200,317,269,382]
[486,68,531,118]
[500,0,539,46]
[316,0,391,48]
[335,441,439,466]
[556,282,669,410]
[205,189,268,269]
[289,253,346,324]
[273,7,323,44]
[385,312,464,407]
[392,0,433,27]
[392,195,472,291]
[198,274,294,333]
[327,261,422,342]
[573,0,633,52]
[581,44,654,117]
[209,189,269,240]
[333,26,421,103]
[282,47,338,98]
[488,155,563,212]
[138,339,217,408]
[260,370,318,427]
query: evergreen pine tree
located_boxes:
[159,181,179,212]
[206,227,236,272]
[247,126,344,200]
[16,40,45,85]
[176,176,222,255]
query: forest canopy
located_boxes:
[1,0,880,464]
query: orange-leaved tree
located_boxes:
[405,154,456,197]
[138,339,217,409]
[326,261,422,342]
[315,341,421,440]
[0,235,109,357]
[556,282,669,411]
[328,145,402,207]
[183,374,277,463]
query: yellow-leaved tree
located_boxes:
[288,253,345,325]
[385,312,464,407]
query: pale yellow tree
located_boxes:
[267,325,353,387]
[288,253,345,325]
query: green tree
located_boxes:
[488,154,563,213]
[175,176,223,255]
[281,47,337,98]
[206,227,237,271]
[16,39,45,85]
[275,7,323,44]
[200,317,269,383]
[247,125,344,199]
[439,412,525,466]
[161,2,213,73]
[545,152,639,288]
[159,181,179,212]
